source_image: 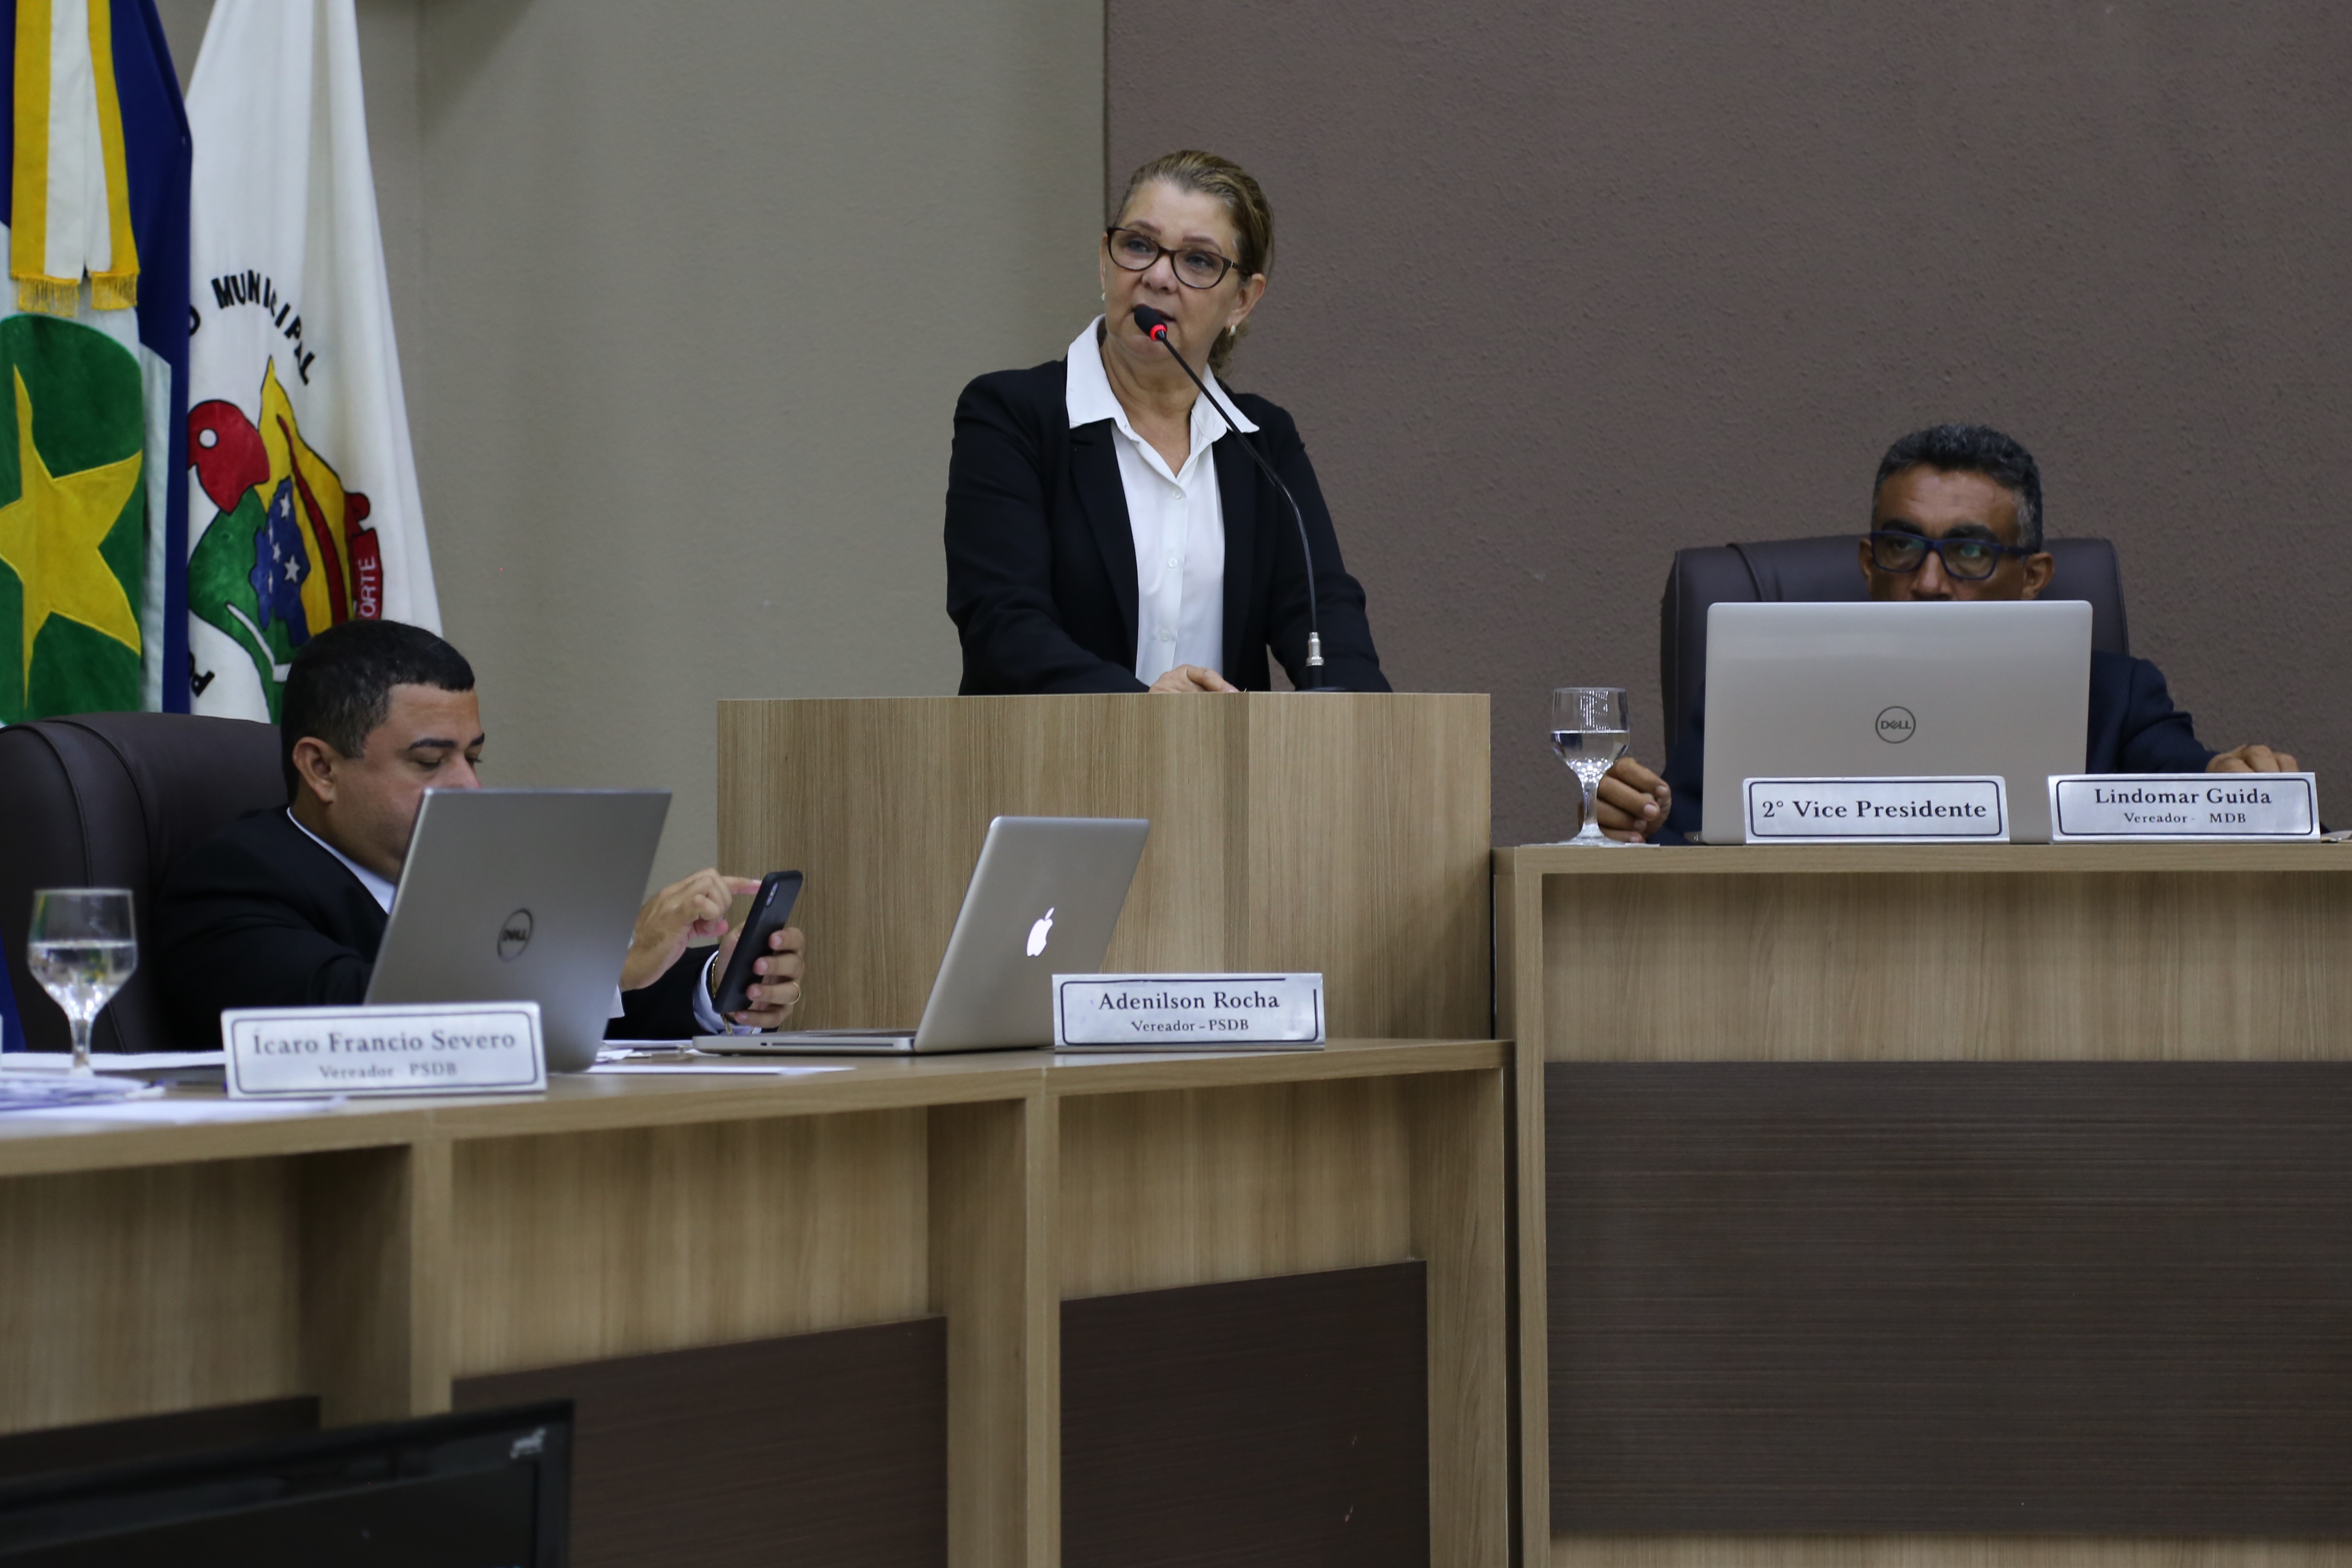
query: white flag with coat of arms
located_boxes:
[182,0,435,722]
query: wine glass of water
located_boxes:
[27,889,137,1075]
[1551,687,1633,847]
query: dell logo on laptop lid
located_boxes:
[1025,908,1055,957]
[1875,706,1916,743]
[497,909,534,961]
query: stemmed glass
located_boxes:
[26,889,137,1075]
[1551,687,1633,847]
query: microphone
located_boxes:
[1131,304,1338,691]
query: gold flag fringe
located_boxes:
[11,272,138,315]
[13,275,77,316]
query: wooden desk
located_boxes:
[0,1039,1507,1568]
[1496,842,2352,1568]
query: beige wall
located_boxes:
[420,0,1101,886]
[159,0,1105,888]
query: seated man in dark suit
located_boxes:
[156,620,805,1042]
[1594,424,2298,843]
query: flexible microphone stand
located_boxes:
[1130,305,1339,692]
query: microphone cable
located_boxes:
[1131,304,1334,689]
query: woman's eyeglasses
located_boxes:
[1104,227,1239,290]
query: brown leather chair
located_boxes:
[0,712,283,1053]
[1659,534,2131,751]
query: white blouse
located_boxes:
[1063,317,1258,685]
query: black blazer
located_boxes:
[945,355,1389,694]
[154,808,708,1045]
[1655,650,2217,844]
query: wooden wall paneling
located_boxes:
[1409,1066,1511,1568]
[1060,1262,1433,1568]
[455,1319,949,1568]
[300,1140,453,1425]
[1538,868,2352,1063]
[449,1111,929,1376]
[1025,1091,1061,1568]
[1552,1539,2352,1568]
[1547,1063,2352,1535]
[0,1159,302,1436]
[1057,1079,1413,1300]
[929,1093,1058,1568]
[1495,855,1552,1553]
[1243,693,1493,1038]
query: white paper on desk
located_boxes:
[12,1096,346,1123]
[0,1074,159,1113]
[587,1062,850,1076]
[0,1051,224,1073]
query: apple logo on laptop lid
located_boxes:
[1025,908,1055,957]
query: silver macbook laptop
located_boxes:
[367,788,670,1072]
[709,815,1150,1055]
[1701,601,2091,844]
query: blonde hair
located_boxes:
[1112,150,1273,375]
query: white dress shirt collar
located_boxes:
[285,808,398,913]
[1065,316,1256,440]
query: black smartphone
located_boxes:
[712,870,802,1016]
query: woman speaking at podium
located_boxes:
[945,150,1388,695]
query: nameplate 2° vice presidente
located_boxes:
[1743,776,2011,843]
[2048,773,2320,841]
[1053,973,1325,1051]
[222,1001,547,1099]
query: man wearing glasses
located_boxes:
[1598,423,2298,844]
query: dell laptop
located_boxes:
[706,814,1150,1055]
[1701,601,2091,844]
[366,788,671,1072]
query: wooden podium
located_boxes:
[717,693,1491,1041]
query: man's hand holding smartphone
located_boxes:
[711,871,806,1028]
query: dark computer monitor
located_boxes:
[0,1401,570,1566]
